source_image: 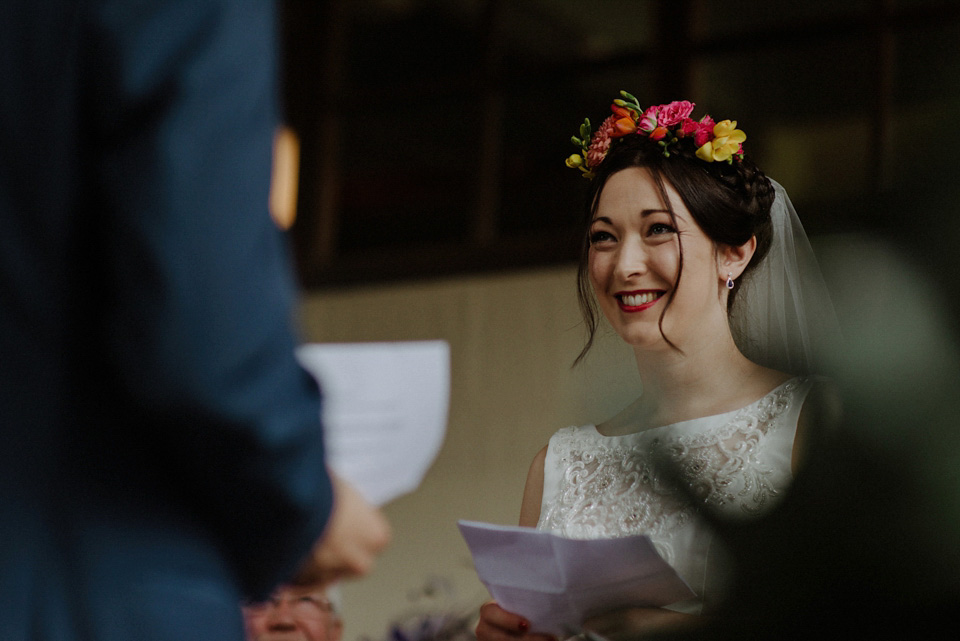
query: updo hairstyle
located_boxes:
[575,133,776,364]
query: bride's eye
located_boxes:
[589,230,615,244]
[648,222,676,236]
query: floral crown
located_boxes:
[566,91,746,179]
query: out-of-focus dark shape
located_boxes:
[626,196,960,640]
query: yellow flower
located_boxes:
[565,154,593,177]
[565,154,584,169]
[695,120,746,162]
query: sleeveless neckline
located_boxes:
[537,376,816,614]
[590,376,802,439]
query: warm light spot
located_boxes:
[269,126,300,230]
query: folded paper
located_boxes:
[458,520,695,635]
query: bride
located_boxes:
[476,93,839,640]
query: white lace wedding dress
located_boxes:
[536,377,814,614]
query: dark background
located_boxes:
[278,0,960,288]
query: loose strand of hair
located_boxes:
[573,257,598,367]
[573,175,611,367]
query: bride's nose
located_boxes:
[614,240,649,280]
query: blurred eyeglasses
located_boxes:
[243,591,335,620]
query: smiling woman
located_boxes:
[475,93,842,641]
[586,166,751,355]
[574,109,777,364]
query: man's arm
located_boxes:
[81,0,336,596]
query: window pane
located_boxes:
[338,97,479,251]
[504,0,656,61]
[692,0,871,37]
[692,37,874,207]
[894,21,960,106]
[890,20,960,185]
[336,4,482,253]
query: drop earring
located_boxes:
[725,272,735,290]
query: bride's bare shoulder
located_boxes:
[519,445,549,527]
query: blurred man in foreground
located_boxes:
[0,1,388,639]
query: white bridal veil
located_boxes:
[729,179,842,375]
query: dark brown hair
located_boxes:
[574,134,776,365]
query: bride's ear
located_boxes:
[717,236,757,281]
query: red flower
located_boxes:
[612,117,637,136]
[610,105,637,137]
[678,118,699,137]
[694,115,716,147]
[650,126,669,141]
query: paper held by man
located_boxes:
[296,341,451,506]
[458,520,695,636]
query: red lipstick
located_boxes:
[616,290,664,313]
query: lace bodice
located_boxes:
[536,377,814,612]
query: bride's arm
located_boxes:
[519,445,548,527]
[475,446,557,641]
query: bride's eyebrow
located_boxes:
[590,209,684,226]
[643,208,687,224]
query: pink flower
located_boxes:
[657,100,695,127]
[587,115,617,168]
[638,106,659,133]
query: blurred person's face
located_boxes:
[243,586,342,641]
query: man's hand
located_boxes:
[294,475,391,587]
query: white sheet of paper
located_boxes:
[458,520,695,636]
[295,341,450,506]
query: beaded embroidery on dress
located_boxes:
[536,377,814,611]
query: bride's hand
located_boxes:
[476,601,558,641]
[582,606,699,640]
